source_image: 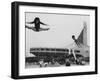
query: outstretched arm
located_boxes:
[26,21,34,24]
[40,21,48,26]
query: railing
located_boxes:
[30,48,69,53]
[30,48,82,61]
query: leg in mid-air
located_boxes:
[39,27,50,31]
[25,25,36,31]
[25,25,32,29]
[25,25,50,32]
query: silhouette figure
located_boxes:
[72,35,81,47]
[25,17,49,32]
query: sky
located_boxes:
[25,12,90,57]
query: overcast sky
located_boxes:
[25,12,89,57]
